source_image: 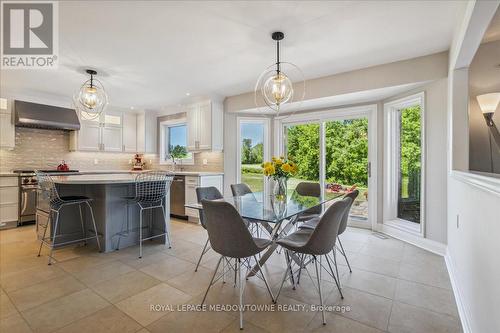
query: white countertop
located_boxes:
[51,170,224,185]
[53,173,138,184]
[76,170,224,176]
[0,170,224,177]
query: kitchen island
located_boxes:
[36,173,170,253]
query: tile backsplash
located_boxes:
[0,127,223,172]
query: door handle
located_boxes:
[367,162,371,178]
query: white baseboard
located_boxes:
[445,251,472,333]
[375,223,447,256]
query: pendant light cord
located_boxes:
[276,39,280,74]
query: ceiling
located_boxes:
[483,6,500,43]
[1,1,465,110]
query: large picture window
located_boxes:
[384,93,425,234]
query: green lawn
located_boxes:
[241,172,264,192]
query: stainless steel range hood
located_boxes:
[14,100,80,131]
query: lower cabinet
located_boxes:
[184,175,223,222]
[0,176,18,229]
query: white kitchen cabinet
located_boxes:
[0,176,18,229]
[122,113,137,152]
[70,110,125,152]
[184,174,224,221]
[76,119,101,151]
[136,111,157,154]
[0,98,15,150]
[186,101,223,152]
[101,111,123,152]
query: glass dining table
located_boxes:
[185,190,344,277]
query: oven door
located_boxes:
[20,185,37,222]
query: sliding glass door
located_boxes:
[324,117,370,227]
[284,123,320,196]
[278,106,376,229]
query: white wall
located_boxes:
[446,1,500,332]
[447,174,500,333]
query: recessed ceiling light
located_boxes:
[130,106,134,110]
[185,92,190,96]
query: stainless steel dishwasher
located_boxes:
[170,175,187,218]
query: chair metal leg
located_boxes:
[297,253,305,285]
[222,257,226,283]
[333,248,340,283]
[86,202,101,252]
[314,256,326,325]
[325,253,344,299]
[195,237,210,272]
[284,250,296,290]
[254,255,274,302]
[338,237,352,273]
[78,204,87,245]
[139,207,143,258]
[201,256,223,305]
[238,258,244,330]
[37,211,50,257]
[275,250,293,304]
[234,258,238,287]
[48,211,59,265]
[160,203,172,248]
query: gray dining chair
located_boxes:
[295,182,322,222]
[200,199,275,330]
[230,183,253,197]
[299,190,359,276]
[194,186,223,272]
[230,183,268,238]
[275,197,351,325]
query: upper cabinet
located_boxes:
[186,100,223,152]
[136,111,157,154]
[70,108,157,154]
[0,98,15,150]
[70,110,124,152]
[122,113,137,152]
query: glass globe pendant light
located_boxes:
[73,69,108,121]
[255,32,305,114]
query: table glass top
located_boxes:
[185,191,344,223]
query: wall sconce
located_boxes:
[476,93,500,127]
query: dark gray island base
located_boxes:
[36,174,170,253]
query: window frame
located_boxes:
[159,119,194,165]
[236,117,271,192]
[383,92,426,236]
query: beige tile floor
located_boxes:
[0,219,462,333]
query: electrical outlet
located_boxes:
[94,158,99,165]
[203,159,208,165]
[456,214,459,229]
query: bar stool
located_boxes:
[36,172,101,265]
[118,171,174,258]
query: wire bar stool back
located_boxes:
[36,171,63,208]
[134,171,174,204]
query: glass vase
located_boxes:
[273,177,287,201]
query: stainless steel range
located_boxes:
[12,169,79,224]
